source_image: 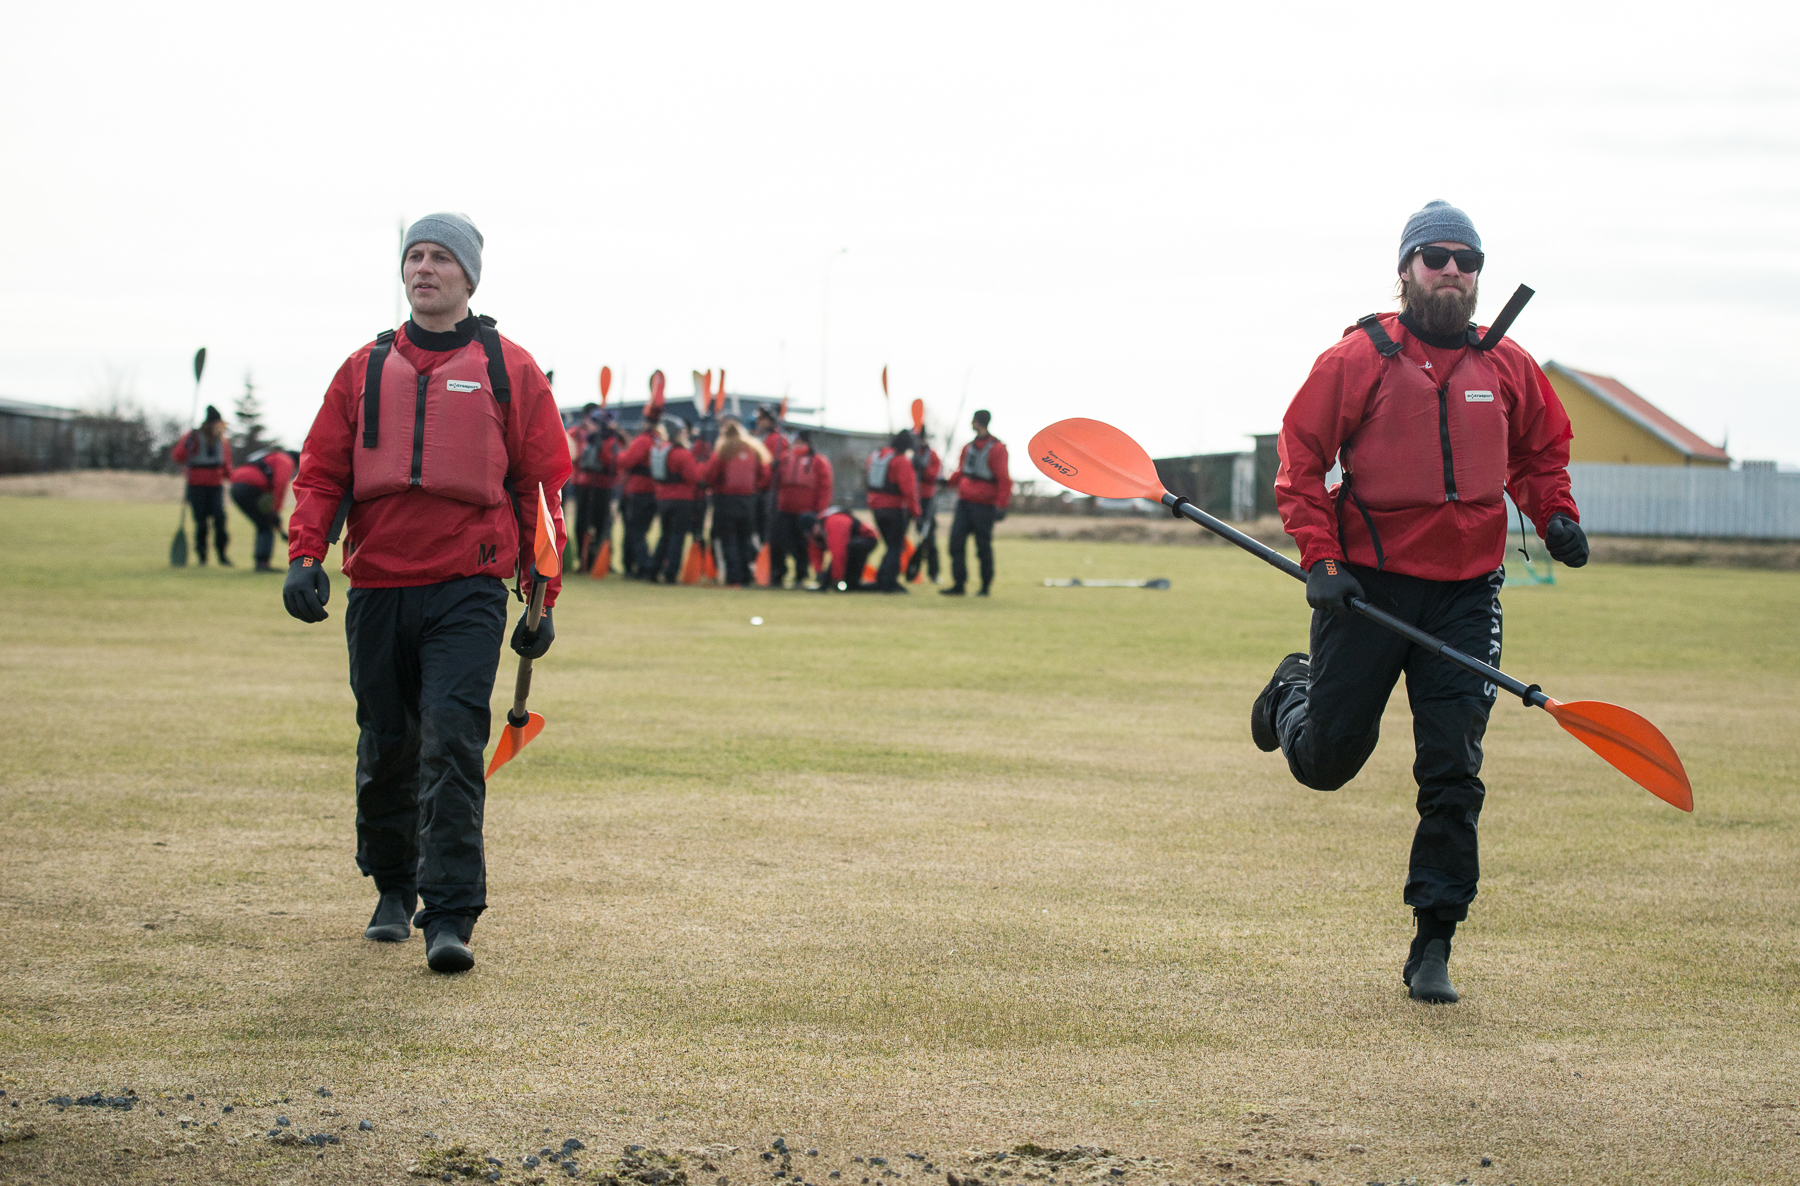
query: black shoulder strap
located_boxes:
[475,314,510,404]
[361,329,396,448]
[1474,284,1535,352]
[1355,314,1403,358]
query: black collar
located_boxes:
[1398,310,1473,351]
[404,314,479,352]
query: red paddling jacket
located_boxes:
[809,508,878,583]
[950,436,1010,508]
[289,315,570,605]
[704,448,770,496]
[173,430,232,487]
[776,444,834,514]
[865,446,921,517]
[230,451,296,509]
[617,432,660,497]
[650,442,702,502]
[1275,310,1577,583]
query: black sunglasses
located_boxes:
[1414,245,1485,273]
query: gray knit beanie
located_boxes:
[402,212,483,292]
[1397,200,1480,272]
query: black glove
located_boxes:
[994,508,1007,521]
[1544,513,1588,567]
[798,513,817,534]
[1305,559,1364,615]
[283,557,331,622]
[510,608,554,659]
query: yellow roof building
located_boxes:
[1543,361,1730,468]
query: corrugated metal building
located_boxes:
[0,397,80,474]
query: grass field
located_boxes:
[1,495,1796,1186]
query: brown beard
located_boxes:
[1400,273,1480,338]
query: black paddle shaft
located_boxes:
[1159,492,1549,709]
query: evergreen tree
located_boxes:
[232,371,279,459]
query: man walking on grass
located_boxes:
[1252,200,1589,1003]
[282,212,569,974]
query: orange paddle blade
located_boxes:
[881,365,888,396]
[910,398,924,432]
[533,483,561,577]
[716,369,727,414]
[1028,418,1167,500]
[1544,699,1693,812]
[753,543,772,587]
[485,711,545,777]
[590,538,611,579]
[600,365,612,401]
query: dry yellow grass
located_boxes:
[1,496,1796,1185]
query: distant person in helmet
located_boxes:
[229,446,297,571]
[172,405,233,565]
[808,506,879,592]
[283,212,570,975]
[1253,200,1587,1004]
[943,409,1010,596]
[865,429,921,593]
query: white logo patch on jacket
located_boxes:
[446,380,482,393]
[1464,390,1495,403]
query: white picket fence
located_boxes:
[1566,463,1800,540]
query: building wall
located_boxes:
[1546,372,1724,467]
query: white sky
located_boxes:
[5,1,1797,468]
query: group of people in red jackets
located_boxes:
[171,403,300,571]
[563,405,1011,595]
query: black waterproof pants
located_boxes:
[572,485,614,573]
[187,484,229,562]
[714,494,757,585]
[345,575,508,936]
[1267,564,1505,921]
[654,499,693,583]
[872,507,909,591]
[622,491,657,577]
[906,496,939,582]
[948,500,996,591]
[835,536,878,591]
[229,481,278,566]
[770,510,812,585]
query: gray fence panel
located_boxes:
[1567,464,1800,539]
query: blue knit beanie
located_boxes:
[402,212,483,292]
[1397,200,1480,272]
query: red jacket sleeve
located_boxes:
[171,432,191,465]
[812,455,834,513]
[700,452,724,487]
[268,452,297,511]
[989,441,1010,509]
[289,354,363,564]
[1274,337,1383,569]
[1499,345,1579,534]
[896,452,920,517]
[618,435,653,473]
[509,354,572,608]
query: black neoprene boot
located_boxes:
[425,921,475,974]
[1405,914,1459,1002]
[365,890,417,942]
[1250,652,1310,753]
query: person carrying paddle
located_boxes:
[229,446,297,571]
[905,433,943,585]
[943,409,1009,596]
[172,405,234,566]
[1251,200,1589,1003]
[282,212,569,974]
[568,404,621,573]
[865,429,921,593]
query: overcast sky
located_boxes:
[5,1,1797,470]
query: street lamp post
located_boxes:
[820,247,847,425]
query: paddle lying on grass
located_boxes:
[1028,417,1694,812]
[486,483,561,778]
[1043,577,1171,589]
